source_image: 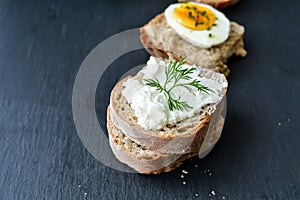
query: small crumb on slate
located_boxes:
[195,164,198,168]
[182,170,188,174]
[182,181,186,185]
[181,175,184,178]
[278,122,281,126]
[211,190,215,196]
[208,172,212,176]
[195,193,199,196]
[288,118,290,122]
[222,197,226,199]
[78,185,81,188]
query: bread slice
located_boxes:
[109,64,227,154]
[140,13,247,77]
[107,107,197,174]
[108,107,225,174]
[178,0,239,9]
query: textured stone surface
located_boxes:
[0,0,299,199]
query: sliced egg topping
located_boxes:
[173,3,216,31]
[165,2,230,48]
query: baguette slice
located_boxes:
[178,0,239,9]
[140,13,247,77]
[109,62,227,154]
[108,107,196,174]
[108,107,225,174]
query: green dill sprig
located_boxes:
[144,58,213,111]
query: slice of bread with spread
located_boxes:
[140,2,247,77]
[108,57,227,154]
[107,57,227,174]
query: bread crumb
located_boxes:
[195,164,198,168]
[78,185,81,188]
[278,122,281,126]
[182,181,186,185]
[208,172,212,176]
[211,190,215,196]
[195,193,199,196]
[222,197,226,199]
[181,175,184,178]
[288,118,290,122]
[203,169,211,174]
[182,170,188,174]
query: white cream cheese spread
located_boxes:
[122,57,227,130]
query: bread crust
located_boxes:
[140,13,247,77]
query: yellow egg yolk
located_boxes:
[173,3,216,31]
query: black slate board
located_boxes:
[0,0,299,199]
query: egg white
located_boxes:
[165,2,230,48]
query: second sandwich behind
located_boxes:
[140,2,247,76]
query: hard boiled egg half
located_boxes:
[165,2,230,48]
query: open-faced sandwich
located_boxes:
[140,2,247,76]
[107,57,227,174]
